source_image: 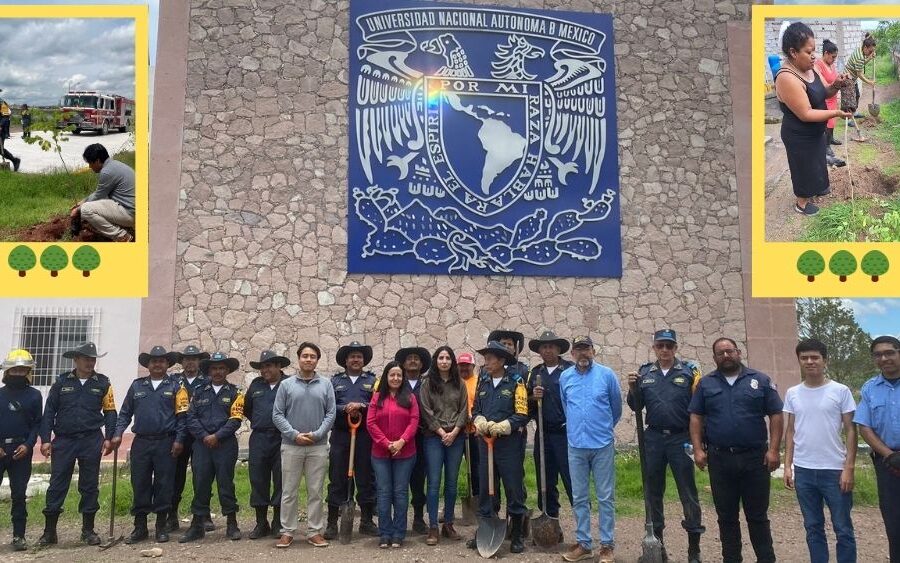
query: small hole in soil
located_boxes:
[828,165,900,200]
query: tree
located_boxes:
[860,250,889,282]
[797,250,826,282]
[8,245,37,277]
[21,108,76,173]
[829,250,857,282]
[72,245,101,277]
[796,298,874,391]
[40,245,68,277]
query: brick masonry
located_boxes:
[764,20,867,80]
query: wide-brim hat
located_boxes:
[336,341,373,369]
[62,342,107,359]
[138,346,180,368]
[528,330,570,354]
[394,347,431,372]
[477,341,516,365]
[488,330,525,353]
[200,352,239,375]
[250,350,291,370]
[176,345,210,363]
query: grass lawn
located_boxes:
[0,151,135,241]
[0,450,879,528]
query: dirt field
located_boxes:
[2,503,890,562]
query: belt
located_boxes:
[709,445,765,454]
[2,437,26,445]
[647,426,688,436]
[135,433,176,440]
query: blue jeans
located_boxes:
[794,466,856,563]
[424,433,465,527]
[569,443,616,550]
[372,454,416,541]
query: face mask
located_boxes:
[3,376,28,389]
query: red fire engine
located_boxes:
[60,91,134,135]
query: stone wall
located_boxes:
[764,20,867,80]
[172,0,750,439]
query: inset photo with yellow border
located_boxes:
[753,4,900,297]
[0,4,148,297]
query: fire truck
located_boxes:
[60,91,134,135]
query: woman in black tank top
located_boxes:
[774,23,851,217]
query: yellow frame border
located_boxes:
[752,4,900,297]
[0,5,149,297]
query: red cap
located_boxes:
[457,352,475,365]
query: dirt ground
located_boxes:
[1,503,890,562]
[12,215,108,243]
[765,80,900,242]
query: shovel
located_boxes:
[99,447,125,550]
[338,412,361,545]
[476,436,506,558]
[459,435,477,526]
[635,405,665,563]
[530,374,561,548]
[869,66,880,118]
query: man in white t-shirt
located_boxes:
[783,339,857,563]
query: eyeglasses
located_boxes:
[714,349,740,357]
[654,342,676,350]
[872,350,899,359]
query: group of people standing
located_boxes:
[1,330,899,563]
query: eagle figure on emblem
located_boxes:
[421,34,474,77]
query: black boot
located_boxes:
[125,513,149,544]
[81,512,101,545]
[323,504,339,540]
[155,512,170,543]
[38,513,59,546]
[270,506,281,538]
[225,512,242,540]
[829,128,842,146]
[203,513,215,532]
[165,508,180,532]
[12,536,28,551]
[466,536,478,550]
[178,515,205,543]
[509,514,525,554]
[688,532,702,563]
[359,503,378,536]
[655,528,668,562]
[412,505,428,535]
[249,507,270,540]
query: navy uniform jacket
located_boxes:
[332,370,376,432]
[172,371,207,400]
[40,371,117,441]
[527,360,574,433]
[185,382,244,441]
[473,371,529,431]
[114,376,185,442]
[627,359,702,431]
[407,376,427,431]
[688,366,783,449]
[244,374,286,431]
[0,384,43,447]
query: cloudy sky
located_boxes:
[0,0,158,106]
[845,299,900,338]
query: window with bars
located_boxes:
[12,308,101,388]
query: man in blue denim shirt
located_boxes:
[559,336,621,563]
[854,335,900,563]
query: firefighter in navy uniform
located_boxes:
[466,341,530,554]
[527,330,575,538]
[167,345,211,533]
[113,346,185,544]
[324,341,378,539]
[38,342,117,546]
[0,349,43,551]
[179,352,245,543]
[627,329,705,563]
[244,350,290,540]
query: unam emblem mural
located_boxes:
[348,0,621,277]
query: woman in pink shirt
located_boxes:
[814,39,845,167]
[367,361,419,548]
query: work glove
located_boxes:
[885,451,900,476]
[491,420,512,437]
[473,416,490,436]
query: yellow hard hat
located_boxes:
[2,348,35,374]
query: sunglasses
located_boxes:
[654,342,676,350]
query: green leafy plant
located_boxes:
[860,250,889,282]
[797,250,826,282]
[22,108,76,172]
[829,250,857,282]
[71,245,101,277]
[40,245,68,277]
[8,245,37,277]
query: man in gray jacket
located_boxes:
[272,342,336,549]
[71,143,135,241]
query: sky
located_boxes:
[844,299,900,338]
[0,0,158,105]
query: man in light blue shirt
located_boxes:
[559,335,622,563]
[854,335,900,562]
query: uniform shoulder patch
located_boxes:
[514,382,528,415]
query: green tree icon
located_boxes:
[8,245,37,277]
[860,250,889,282]
[40,245,68,278]
[828,250,857,282]
[72,246,101,277]
[797,250,826,282]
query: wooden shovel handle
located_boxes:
[484,435,495,496]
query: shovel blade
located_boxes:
[98,535,124,551]
[459,495,478,526]
[338,501,355,545]
[531,513,562,548]
[476,516,507,558]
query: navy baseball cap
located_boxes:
[653,329,677,342]
[572,335,594,348]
